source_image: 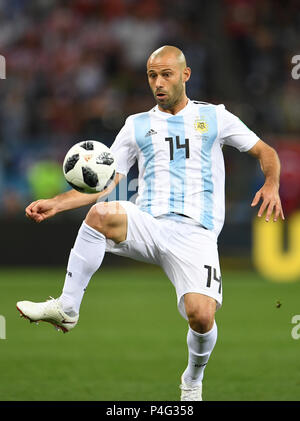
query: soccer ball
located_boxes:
[63,140,116,193]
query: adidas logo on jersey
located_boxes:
[145,129,157,137]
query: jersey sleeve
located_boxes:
[110,117,137,176]
[218,104,260,152]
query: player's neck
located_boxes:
[158,95,189,115]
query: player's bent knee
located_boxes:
[184,299,216,333]
[187,311,215,334]
[85,203,113,235]
[85,202,127,242]
[85,204,104,228]
[184,293,216,333]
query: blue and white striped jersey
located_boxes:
[110,100,259,237]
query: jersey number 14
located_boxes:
[165,136,190,161]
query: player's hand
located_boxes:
[25,199,59,223]
[251,182,285,222]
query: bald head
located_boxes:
[146,45,191,114]
[147,45,187,69]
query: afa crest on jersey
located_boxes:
[194,117,208,133]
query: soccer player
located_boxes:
[17,46,284,401]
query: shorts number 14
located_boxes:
[204,265,222,293]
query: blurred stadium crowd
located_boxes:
[0,0,299,218]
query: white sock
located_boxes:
[182,321,218,386]
[58,221,106,315]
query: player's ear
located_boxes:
[182,67,191,83]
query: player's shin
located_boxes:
[58,221,106,315]
[182,321,218,386]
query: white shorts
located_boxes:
[105,201,222,320]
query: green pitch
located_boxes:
[1,265,300,401]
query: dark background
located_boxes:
[0,0,299,266]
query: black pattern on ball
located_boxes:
[103,170,116,189]
[80,141,94,150]
[64,154,80,174]
[96,152,114,165]
[82,166,98,187]
[67,181,85,192]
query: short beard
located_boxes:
[154,76,184,110]
[155,86,183,110]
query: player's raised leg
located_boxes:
[16,201,127,332]
[58,201,127,316]
[180,293,217,401]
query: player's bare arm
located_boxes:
[25,173,124,223]
[248,139,284,222]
